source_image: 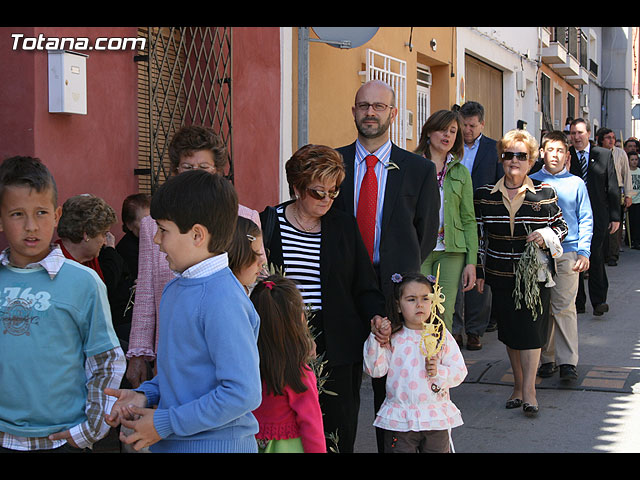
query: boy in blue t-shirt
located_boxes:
[0,156,125,452]
[105,170,262,453]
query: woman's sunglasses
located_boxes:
[306,187,340,200]
[501,152,528,161]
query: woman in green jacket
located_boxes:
[415,109,478,331]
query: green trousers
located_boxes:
[420,250,466,332]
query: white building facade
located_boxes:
[456,27,633,143]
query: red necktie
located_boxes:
[356,155,378,262]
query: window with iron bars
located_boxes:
[135,27,233,194]
[362,49,407,148]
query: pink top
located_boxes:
[126,205,261,359]
[363,326,467,432]
[253,367,326,453]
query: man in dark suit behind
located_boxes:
[452,101,504,350]
[333,79,439,452]
[568,118,620,316]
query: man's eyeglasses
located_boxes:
[355,102,393,112]
[306,187,340,200]
[501,152,528,161]
[178,163,216,171]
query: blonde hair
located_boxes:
[497,129,539,167]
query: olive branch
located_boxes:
[512,225,544,321]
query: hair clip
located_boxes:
[246,234,256,242]
[263,280,275,290]
[426,275,437,284]
[391,273,403,283]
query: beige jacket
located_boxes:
[612,146,634,198]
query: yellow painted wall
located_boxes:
[295,27,457,152]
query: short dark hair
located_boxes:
[459,101,485,122]
[168,125,228,174]
[570,117,591,132]
[540,130,569,151]
[121,193,151,232]
[0,156,58,206]
[150,170,238,254]
[595,127,614,146]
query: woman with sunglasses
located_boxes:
[414,110,478,335]
[474,129,568,417]
[260,144,386,453]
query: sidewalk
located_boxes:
[355,246,640,453]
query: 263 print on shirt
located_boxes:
[1,287,51,336]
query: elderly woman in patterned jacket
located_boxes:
[474,129,568,418]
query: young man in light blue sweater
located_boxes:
[105,170,262,453]
[530,131,593,382]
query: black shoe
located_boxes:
[537,362,558,378]
[505,398,523,409]
[559,364,578,381]
[466,334,482,351]
[485,321,498,333]
[523,403,539,417]
[593,304,609,316]
[607,259,617,266]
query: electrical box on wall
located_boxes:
[48,50,88,115]
[406,110,414,140]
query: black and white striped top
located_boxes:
[276,205,322,311]
[474,177,568,288]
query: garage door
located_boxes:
[464,54,503,141]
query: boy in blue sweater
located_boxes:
[105,170,262,453]
[0,156,125,452]
[530,131,593,381]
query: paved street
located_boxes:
[355,244,640,453]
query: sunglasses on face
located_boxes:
[501,152,528,161]
[306,187,340,200]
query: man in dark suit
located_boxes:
[334,80,439,297]
[568,118,620,316]
[452,101,503,350]
[333,79,439,453]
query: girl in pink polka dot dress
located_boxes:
[363,272,467,453]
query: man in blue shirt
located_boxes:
[530,131,593,381]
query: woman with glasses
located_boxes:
[414,110,478,335]
[474,129,567,418]
[260,144,386,453]
[125,125,262,390]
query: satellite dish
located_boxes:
[311,27,379,49]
